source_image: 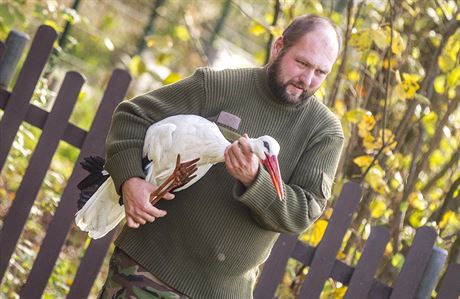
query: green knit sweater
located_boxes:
[104,67,344,299]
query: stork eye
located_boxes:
[263,141,270,152]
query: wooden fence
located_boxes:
[0,25,459,299]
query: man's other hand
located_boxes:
[224,134,259,187]
[121,177,174,228]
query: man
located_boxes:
[99,14,344,299]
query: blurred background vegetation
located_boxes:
[0,0,459,298]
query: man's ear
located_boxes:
[270,36,284,60]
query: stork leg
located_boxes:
[149,154,199,205]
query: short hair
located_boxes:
[282,14,343,53]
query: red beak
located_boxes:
[262,154,285,200]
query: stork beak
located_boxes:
[262,154,285,200]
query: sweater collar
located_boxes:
[254,66,313,110]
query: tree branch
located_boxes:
[264,0,281,65]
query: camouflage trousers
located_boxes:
[98,247,189,299]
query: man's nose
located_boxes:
[299,70,314,87]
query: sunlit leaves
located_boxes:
[350,29,373,51]
[163,72,181,85]
[422,111,438,137]
[370,198,387,218]
[365,165,389,194]
[358,113,376,137]
[402,73,421,98]
[391,253,405,270]
[249,22,266,36]
[350,27,405,56]
[129,55,147,77]
[353,155,373,168]
[439,210,460,237]
[173,25,190,41]
[299,219,328,246]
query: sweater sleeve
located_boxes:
[104,68,206,194]
[233,132,344,234]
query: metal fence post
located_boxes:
[415,246,448,299]
[0,29,29,88]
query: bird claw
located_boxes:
[150,154,199,205]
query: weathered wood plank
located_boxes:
[345,226,390,299]
[253,234,299,299]
[298,182,362,298]
[389,226,437,299]
[0,42,5,62]
[20,69,131,298]
[0,72,83,281]
[0,25,57,170]
[67,230,117,299]
[436,263,460,299]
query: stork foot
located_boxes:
[149,154,199,205]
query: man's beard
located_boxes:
[267,52,316,104]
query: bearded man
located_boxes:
[99,14,344,299]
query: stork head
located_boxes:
[250,136,285,200]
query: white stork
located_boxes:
[75,114,284,239]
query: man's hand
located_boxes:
[224,134,259,187]
[121,177,175,228]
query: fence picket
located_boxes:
[436,263,460,299]
[298,182,362,298]
[345,226,390,299]
[0,25,57,170]
[0,72,83,281]
[67,230,117,299]
[0,42,5,62]
[253,234,299,299]
[19,69,131,298]
[389,226,437,298]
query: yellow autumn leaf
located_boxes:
[439,210,460,229]
[372,28,388,49]
[383,57,398,70]
[392,84,407,101]
[129,55,147,77]
[366,166,389,194]
[366,51,380,66]
[309,219,328,246]
[391,32,405,56]
[401,73,421,99]
[345,108,367,123]
[408,191,427,210]
[447,87,457,100]
[347,70,360,82]
[447,66,460,87]
[163,72,181,85]
[422,111,438,137]
[363,134,380,152]
[391,253,405,269]
[409,210,427,228]
[174,25,190,41]
[334,99,347,117]
[358,113,376,137]
[249,23,266,36]
[350,29,373,51]
[370,198,387,218]
[354,155,374,168]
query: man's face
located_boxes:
[267,27,339,104]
